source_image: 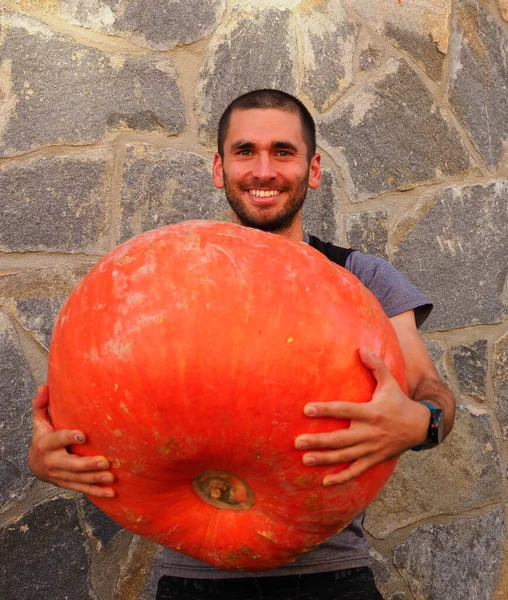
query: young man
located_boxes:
[29,90,455,600]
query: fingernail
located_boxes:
[296,439,309,449]
[76,434,84,443]
[304,456,317,465]
[304,405,317,416]
[103,490,115,498]
[101,475,113,483]
[97,461,107,469]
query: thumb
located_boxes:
[32,385,55,433]
[359,347,392,385]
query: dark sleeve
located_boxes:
[345,251,433,329]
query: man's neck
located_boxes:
[231,214,304,242]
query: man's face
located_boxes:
[212,108,321,234]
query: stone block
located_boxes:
[318,59,471,202]
[393,507,505,600]
[346,211,388,258]
[0,496,93,599]
[493,332,508,439]
[296,0,358,111]
[448,1,508,170]
[0,264,94,349]
[59,0,226,50]
[119,144,229,243]
[80,496,123,551]
[365,406,502,539]
[341,0,450,80]
[370,549,408,599]
[0,150,113,253]
[0,312,36,510]
[393,182,508,331]
[499,0,508,21]
[423,340,449,384]
[451,339,488,400]
[0,10,184,158]
[196,8,298,147]
[302,170,344,245]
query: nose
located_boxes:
[251,153,277,180]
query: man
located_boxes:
[29,89,455,599]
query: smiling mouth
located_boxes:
[248,189,281,198]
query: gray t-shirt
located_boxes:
[161,249,432,579]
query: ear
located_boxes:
[212,153,225,189]
[308,153,322,190]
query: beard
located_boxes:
[223,170,310,233]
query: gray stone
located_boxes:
[393,182,508,331]
[302,170,344,245]
[0,150,112,253]
[423,340,449,384]
[452,339,488,400]
[296,1,358,111]
[0,264,94,349]
[119,144,229,243]
[346,211,388,258]
[137,545,165,600]
[365,406,502,539]
[196,8,298,147]
[0,10,184,158]
[394,507,505,600]
[59,0,226,50]
[494,332,508,439]
[80,496,122,551]
[0,496,93,599]
[318,59,471,202]
[0,312,36,510]
[115,536,164,600]
[359,40,385,72]
[448,1,508,170]
[341,0,451,81]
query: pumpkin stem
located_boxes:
[192,471,255,511]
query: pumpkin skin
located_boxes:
[48,220,406,571]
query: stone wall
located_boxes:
[0,1,507,598]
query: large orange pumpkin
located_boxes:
[48,220,406,571]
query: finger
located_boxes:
[32,384,49,412]
[45,452,111,473]
[51,468,115,485]
[303,401,370,420]
[323,456,378,486]
[295,427,367,451]
[49,480,116,498]
[301,442,376,467]
[37,429,87,452]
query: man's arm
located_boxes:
[28,385,116,498]
[294,309,456,486]
[390,310,455,437]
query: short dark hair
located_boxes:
[217,89,316,161]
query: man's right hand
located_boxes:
[28,385,116,498]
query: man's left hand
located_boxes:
[294,347,430,486]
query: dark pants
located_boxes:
[156,568,383,600]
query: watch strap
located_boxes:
[412,401,444,451]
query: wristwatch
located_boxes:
[412,401,445,451]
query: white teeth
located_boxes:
[250,189,280,198]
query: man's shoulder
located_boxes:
[307,234,353,268]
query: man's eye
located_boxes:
[237,149,252,156]
[277,150,292,156]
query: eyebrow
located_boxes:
[230,140,300,153]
